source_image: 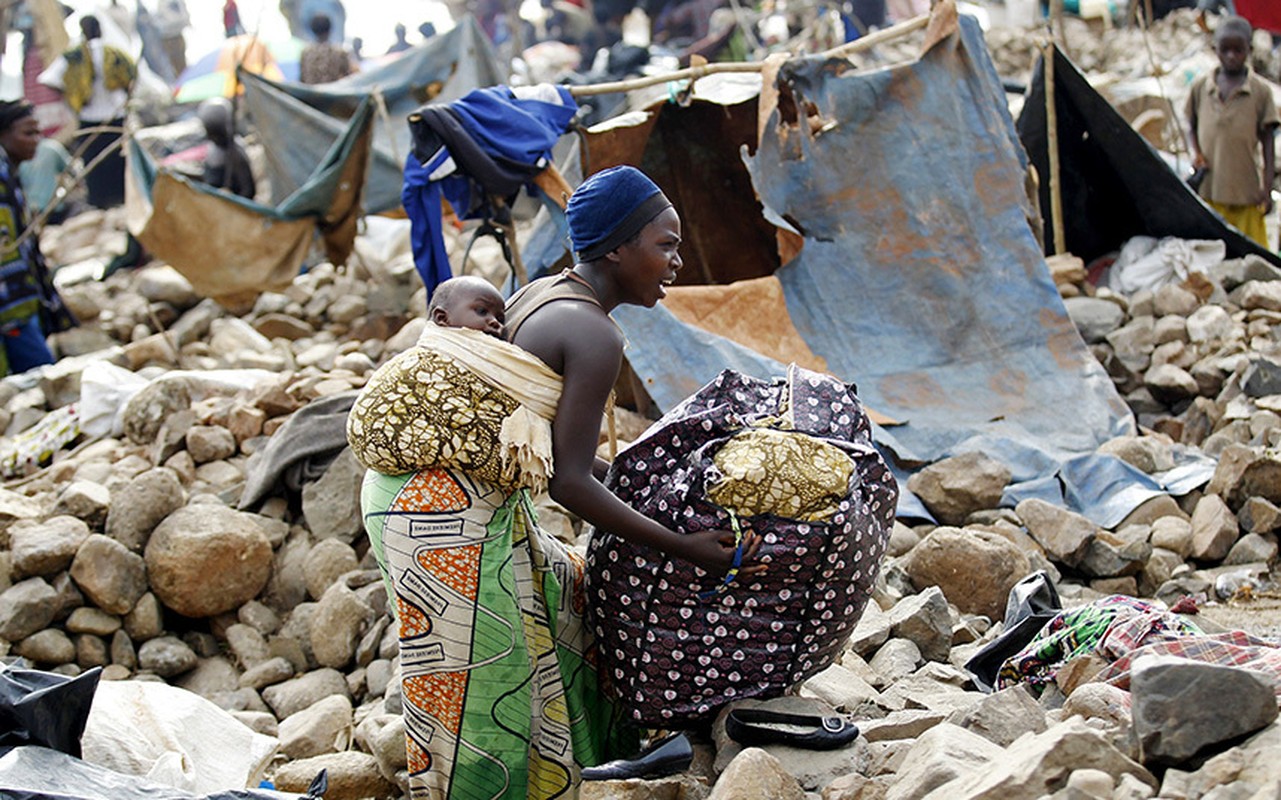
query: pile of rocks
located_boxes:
[3,129,1281,800]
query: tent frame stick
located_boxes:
[567,11,930,97]
[1045,38,1066,256]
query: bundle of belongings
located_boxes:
[968,573,1281,704]
[588,365,899,726]
[346,322,558,493]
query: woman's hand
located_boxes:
[674,528,765,577]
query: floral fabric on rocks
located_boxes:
[587,365,898,726]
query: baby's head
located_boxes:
[428,276,506,338]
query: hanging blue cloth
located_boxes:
[402,84,578,300]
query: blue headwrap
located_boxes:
[567,166,673,262]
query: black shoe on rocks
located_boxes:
[725,709,860,750]
[581,733,694,781]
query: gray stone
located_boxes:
[310,582,375,670]
[918,719,1156,800]
[1146,364,1200,405]
[16,628,76,665]
[104,469,185,552]
[9,516,90,577]
[902,528,1030,621]
[878,670,981,716]
[237,600,281,636]
[137,635,198,677]
[1150,517,1193,557]
[64,607,122,636]
[136,265,199,308]
[800,663,885,717]
[186,425,237,464]
[1062,683,1133,729]
[1064,297,1125,344]
[111,629,136,669]
[51,481,110,528]
[239,656,295,690]
[278,694,353,759]
[1153,284,1200,317]
[261,667,351,719]
[123,593,164,642]
[270,752,396,800]
[225,623,271,668]
[885,588,952,663]
[174,656,241,696]
[369,715,408,781]
[859,710,948,743]
[1131,655,1278,765]
[905,453,1011,527]
[885,723,1003,800]
[301,448,364,543]
[944,685,1047,747]
[1190,494,1240,562]
[848,601,893,657]
[1207,445,1281,511]
[1244,359,1281,398]
[1078,526,1152,578]
[887,522,921,558]
[1016,499,1097,567]
[262,527,310,614]
[366,658,393,699]
[303,539,360,601]
[869,639,922,687]
[0,578,59,641]
[145,505,273,618]
[69,534,147,615]
[708,748,805,800]
[1186,305,1236,343]
[75,633,109,668]
[1239,497,1281,534]
[1224,533,1278,565]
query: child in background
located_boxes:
[1186,15,1279,249]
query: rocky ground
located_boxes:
[2,12,1281,800]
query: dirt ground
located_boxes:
[1198,592,1281,641]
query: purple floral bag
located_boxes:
[587,365,898,726]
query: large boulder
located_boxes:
[145,505,273,618]
[901,527,1030,621]
[906,453,1011,526]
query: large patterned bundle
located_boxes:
[587,366,898,726]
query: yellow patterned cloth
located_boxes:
[347,324,562,492]
[707,427,855,522]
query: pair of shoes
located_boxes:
[580,733,694,781]
[725,709,860,751]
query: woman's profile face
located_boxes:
[615,207,683,308]
[0,117,40,165]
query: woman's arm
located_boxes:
[520,303,757,575]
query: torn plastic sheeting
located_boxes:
[0,665,101,758]
[739,15,1145,524]
[0,746,302,800]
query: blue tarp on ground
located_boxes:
[239,17,506,212]
[603,8,1215,527]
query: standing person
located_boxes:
[1187,15,1280,249]
[0,101,77,377]
[350,166,761,799]
[385,22,411,54]
[197,98,255,199]
[224,0,245,37]
[37,15,134,209]
[298,14,354,84]
[154,0,191,76]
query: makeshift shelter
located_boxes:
[1017,44,1281,269]
[124,98,374,309]
[238,17,506,213]
[527,2,1212,526]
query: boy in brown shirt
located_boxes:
[1186,15,1279,249]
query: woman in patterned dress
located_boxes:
[353,166,762,800]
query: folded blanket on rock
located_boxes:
[587,365,898,726]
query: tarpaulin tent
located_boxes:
[238,17,506,213]
[124,97,374,309]
[527,1,1215,526]
[1017,44,1281,269]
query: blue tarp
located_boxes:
[239,17,506,213]
[597,11,1215,526]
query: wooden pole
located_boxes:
[1045,38,1066,256]
[567,11,930,97]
